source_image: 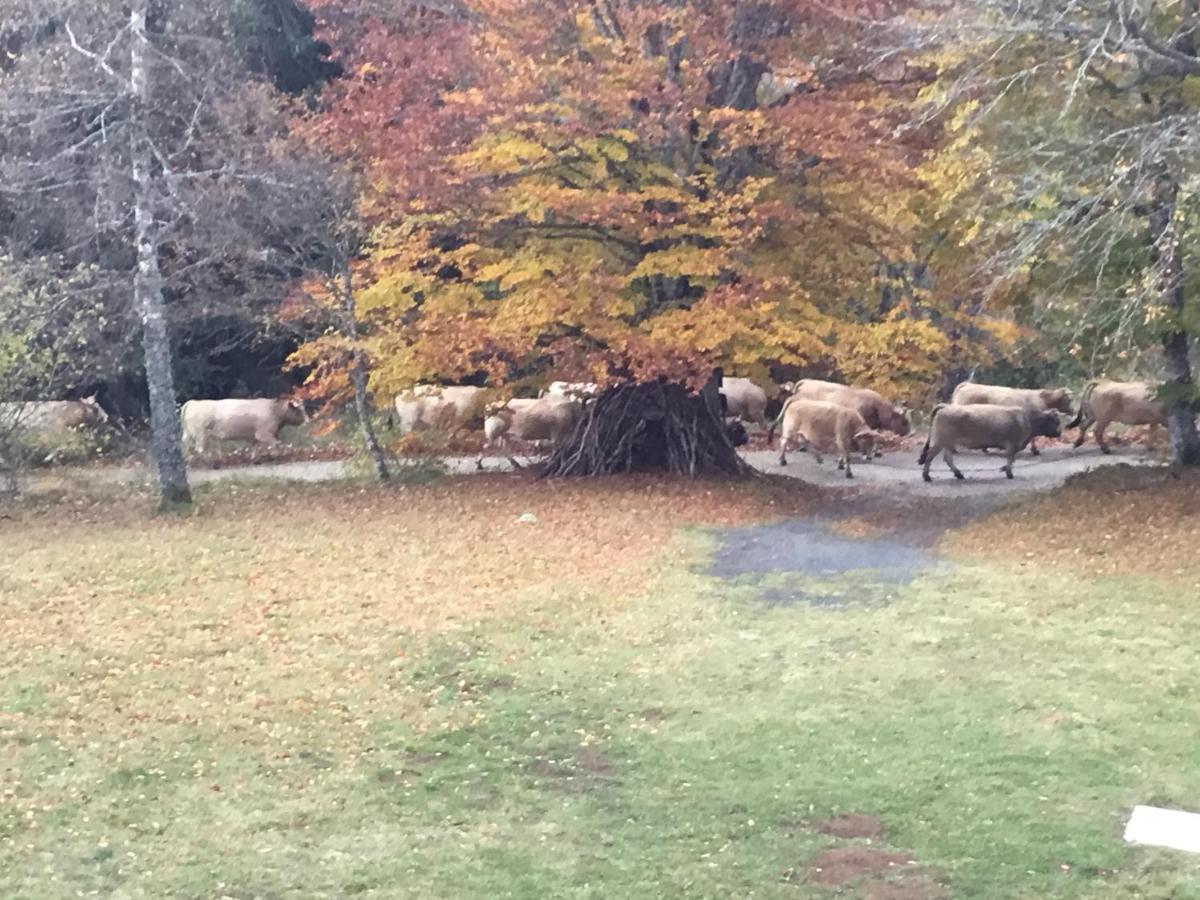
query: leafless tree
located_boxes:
[0,0,327,506]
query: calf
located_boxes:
[770,397,880,478]
[919,403,1062,482]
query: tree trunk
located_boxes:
[340,262,390,481]
[131,2,191,508]
[1149,169,1200,468]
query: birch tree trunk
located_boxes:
[340,262,390,481]
[131,1,192,507]
[1149,169,1200,469]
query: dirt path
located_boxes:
[29,441,1151,497]
[741,442,1151,497]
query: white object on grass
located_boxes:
[1124,805,1200,854]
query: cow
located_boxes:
[768,397,880,478]
[719,377,772,427]
[481,395,582,468]
[540,381,599,401]
[919,403,1063,482]
[784,379,910,459]
[391,385,487,436]
[950,382,1073,456]
[1068,380,1168,454]
[0,397,108,438]
[180,398,307,454]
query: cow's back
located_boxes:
[1094,381,1165,425]
[2,400,95,434]
[513,397,581,443]
[934,403,1029,448]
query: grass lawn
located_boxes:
[2,469,1200,898]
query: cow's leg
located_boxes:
[1095,418,1111,454]
[842,452,853,479]
[1001,442,1017,478]
[778,426,790,466]
[922,444,940,482]
[1027,436,1040,456]
[254,427,281,447]
[943,446,966,480]
[1072,413,1093,448]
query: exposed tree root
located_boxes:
[543,381,752,477]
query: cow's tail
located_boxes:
[766,394,797,445]
[918,404,945,465]
[1065,381,1097,429]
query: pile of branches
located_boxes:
[543,381,752,477]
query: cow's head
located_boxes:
[1040,388,1073,415]
[854,428,882,458]
[1033,410,1063,438]
[281,398,308,425]
[883,404,911,436]
[725,419,749,448]
[80,395,109,425]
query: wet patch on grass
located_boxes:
[711,518,947,608]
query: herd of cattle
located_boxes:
[0,376,1175,482]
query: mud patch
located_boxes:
[807,846,914,886]
[526,746,618,792]
[814,812,885,840]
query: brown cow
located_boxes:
[481,396,582,467]
[950,382,1073,456]
[1068,380,1167,453]
[770,397,880,478]
[919,403,1062,482]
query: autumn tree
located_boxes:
[296,0,978,471]
[904,0,1200,466]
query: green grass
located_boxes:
[2,478,1200,898]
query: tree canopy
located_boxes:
[292,0,1022,408]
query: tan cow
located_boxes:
[783,379,909,459]
[391,385,487,436]
[769,397,880,478]
[919,403,1063,482]
[950,382,1073,456]
[181,398,306,454]
[719,377,771,426]
[787,379,910,436]
[0,397,108,437]
[481,395,583,467]
[1068,380,1167,453]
